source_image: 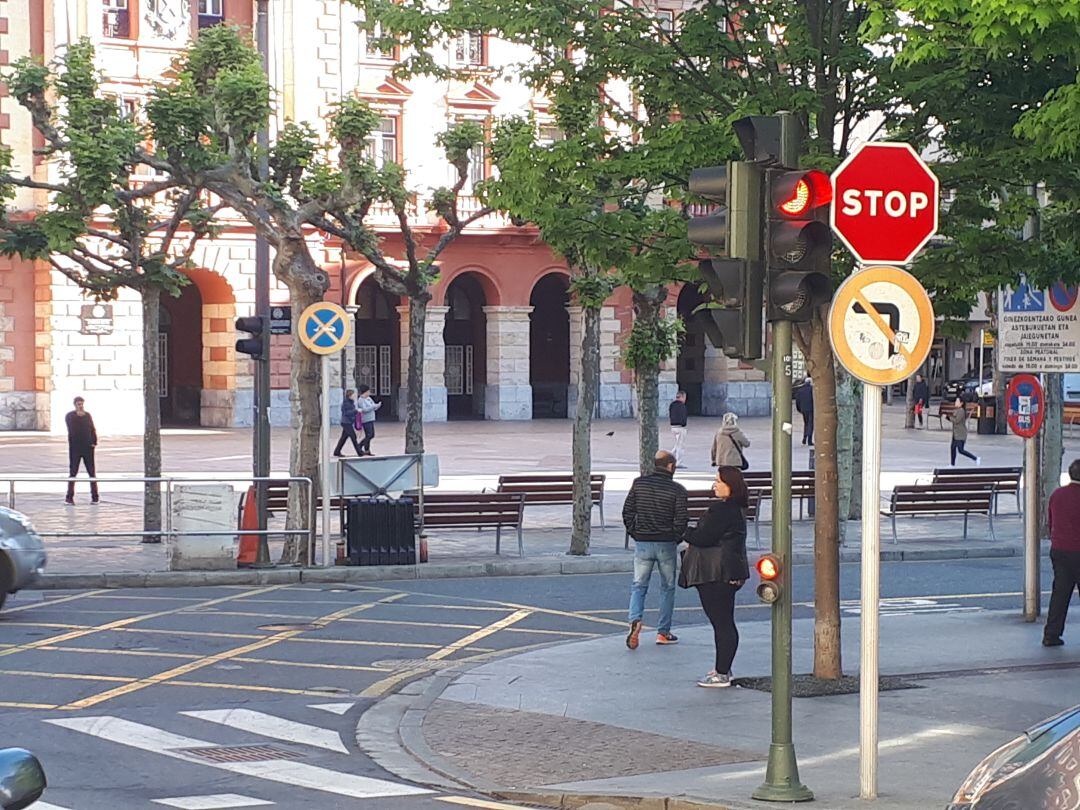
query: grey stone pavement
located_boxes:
[1,404,1075,576]
[405,609,1080,810]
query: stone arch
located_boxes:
[437,265,502,307]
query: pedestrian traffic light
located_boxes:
[688,161,764,360]
[235,315,268,360]
[756,553,782,604]
[766,169,833,322]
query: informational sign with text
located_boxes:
[998,280,1080,373]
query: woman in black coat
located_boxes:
[681,466,751,688]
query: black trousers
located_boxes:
[333,424,362,456]
[1045,548,1080,641]
[695,580,740,675]
[67,444,99,499]
[359,421,375,454]
[950,439,977,465]
[801,412,814,445]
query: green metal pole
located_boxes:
[753,111,812,803]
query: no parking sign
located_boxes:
[1005,374,1044,439]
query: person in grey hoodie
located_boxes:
[333,389,362,457]
[948,398,980,466]
[711,412,750,469]
[356,385,382,456]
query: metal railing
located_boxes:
[0,475,316,558]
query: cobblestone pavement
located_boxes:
[1,406,1062,574]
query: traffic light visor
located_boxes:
[757,554,780,580]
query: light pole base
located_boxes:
[753,744,814,803]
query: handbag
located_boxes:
[728,434,749,471]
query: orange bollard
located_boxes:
[237,485,260,565]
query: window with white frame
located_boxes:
[198,0,225,29]
[537,123,564,145]
[103,0,132,38]
[361,20,394,59]
[365,116,399,168]
[655,9,675,36]
[452,31,486,66]
[447,117,489,191]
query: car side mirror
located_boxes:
[0,748,46,810]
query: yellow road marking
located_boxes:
[437,797,533,810]
[168,680,360,698]
[0,669,134,683]
[32,644,383,673]
[0,584,287,661]
[187,608,487,632]
[1,589,108,613]
[59,593,407,710]
[0,621,90,630]
[290,637,493,651]
[37,645,199,661]
[0,701,58,710]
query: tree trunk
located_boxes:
[275,242,329,565]
[141,287,163,543]
[632,288,666,476]
[1040,373,1064,538]
[570,304,601,555]
[801,309,841,680]
[404,295,428,455]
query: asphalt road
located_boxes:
[0,556,1057,809]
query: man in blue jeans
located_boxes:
[622,450,689,649]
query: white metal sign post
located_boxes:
[828,266,935,800]
[298,302,352,567]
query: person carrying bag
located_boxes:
[711,412,750,471]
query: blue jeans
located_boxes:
[628,541,678,635]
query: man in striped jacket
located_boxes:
[622,451,689,649]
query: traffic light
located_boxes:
[755,553,782,604]
[766,168,833,322]
[687,161,764,360]
[235,315,268,359]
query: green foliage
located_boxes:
[5,57,49,104]
[624,313,685,371]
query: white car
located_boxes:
[0,507,46,612]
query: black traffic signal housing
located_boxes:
[235,315,268,360]
[755,553,782,604]
[687,161,764,360]
[765,169,833,322]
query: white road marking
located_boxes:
[152,795,273,809]
[182,709,349,754]
[437,798,534,809]
[47,717,431,800]
[308,702,355,716]
[32,803,77,810]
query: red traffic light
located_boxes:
[756,554,781,580]
[773,170,832,218]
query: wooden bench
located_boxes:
[931,467,1022,515]
[624,489,762,549]
[743,470,816,520]
[1066,403,1080,436]
[880,483,996,543]
[496,473,606,527]
[933,400,978,430]
[420,492,526,557]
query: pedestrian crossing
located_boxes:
[33,701,527,809]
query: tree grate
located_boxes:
[174,744,305,763]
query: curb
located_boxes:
[33,544,1018,591]
[495,791,748,809]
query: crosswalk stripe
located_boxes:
[308,702,355,715]
[182,709,349,754]
[152,795,273,808]
[32,803,76,810]
[47,717,432,800]
[436,798,532,809]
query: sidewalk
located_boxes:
[369,610,1080,810]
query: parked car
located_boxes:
[0,748,46,809]
[944,372,998,403]
[947,704,1080,809]
[0,507,47,612]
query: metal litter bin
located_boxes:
[977,397,997,435]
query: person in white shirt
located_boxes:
[356,385,382,456]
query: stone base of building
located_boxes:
[398,386,447,423]
[566,382,635,419]
[0,391,49,431]
[702,382,772,417]
[201,389,240,428]
[485,384,532,420]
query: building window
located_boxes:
[656,9,675,36]
[365,117,399,168]
[361,20,394,59]
[198,0,225,29]
[537,124,564,145]
[452,31,486,66]
[103,0,132,38]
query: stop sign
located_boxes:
[830,142,939,266]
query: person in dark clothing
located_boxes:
[681,466,750,687]
[333,389,362,457]
[794,378,814,446]
[912,374,930,428]
[948,398,979,465]
[669,391,688,468]
[65,396,99,504]
[622,450,689,649]
[1043,459,1080,646]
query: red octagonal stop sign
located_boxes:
[831,142,939,266]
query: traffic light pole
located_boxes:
[252,0,272,568]
[754,111,812,804]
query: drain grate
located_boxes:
[175,744,305,763]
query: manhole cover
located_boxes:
[176,745,304,763]
[258,623,318,632]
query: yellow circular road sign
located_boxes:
[828,266,934,386]
[298,302,352,356]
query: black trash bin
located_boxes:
[346,496,417,566]
[977,396,997,435]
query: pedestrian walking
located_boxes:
[795,377,814,446]
[711,412,750,470]
[65,396,99,505]
[333,389,362,457]
[680,466,750,688]
[948,398,980,466]
[356,385,382,456]
[912,373,930,428]
[1043,459,1080,647]
[622,450,688,649]
[669,391,688,468]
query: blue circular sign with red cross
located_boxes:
[1005,374,1044,439]
[1049,282,1079,313]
